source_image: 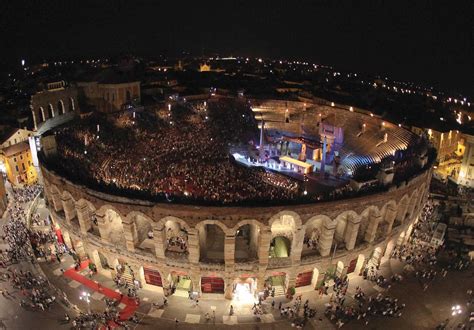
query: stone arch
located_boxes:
[302,215,333,257]
[159,216,190,257]
[382,239,396,263]
[269,211,302,259]
[76,198,97,235]
[296,267,320,288]
[139,266,165,292]
[97,205,126,247]
[50,185,63,212]
[69,97,75,112]
[395,194,410,227]
[357,206,381,245]
[61,190,77,224]
[381,200,397,234]
[39,107,46,122]
[334,210,360,250]
[268,210,302,229]
[407,189,419,221]
[269,236,291,258]
[195,219,229,234]
[157,216,191,232]
[233,220,262,262]
[354,254,366,275]
[57,99,65,115]
[196,220,227,263]
[415,183,426,215]
[369,246,383,267]
[47,103,55,118]
[126,211,154,250]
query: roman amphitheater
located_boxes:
[39,98,433,301]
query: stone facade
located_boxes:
[30,86,79,131]
[41,164,432,297]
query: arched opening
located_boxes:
[232,276,258,303]
[90,250,110,273]
[141,266,163,288]
[69,97,75,112]
[269,236,291,258]
[57,100,65,114]
[201,276,225,294]
[82,201,99,237]
[356,209,371,245]
[126,90,131,102]
[103,209,126,247]
[369,246,383,268]
[334,211,358,250]
[168,271,193,297]
[265,272,287,297]
[395,196,409,227]
[355,254,366,275]
[382,240,396,263]
[39,107,46,122]
[64,195,79,229]
[269,213,296,259]
[296,268,319,289]
[406,191,418,222]
[47,103,54,118]
[199,224,225,263]
[130,213,153,253]
[348,254,366,276]
[235,223,259,262]
[164,219,188,258]
[303,216,329,257]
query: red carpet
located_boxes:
[63,260,138,326]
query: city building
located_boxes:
[77,70,141,113]
[412,126,463,179]
[458,133,474,187]
[30,81,79,133]
[1,141,37,185]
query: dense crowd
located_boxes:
[0,184,61,313]
[51,100,299,204]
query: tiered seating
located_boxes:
[253,101,416,176]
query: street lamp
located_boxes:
[451,305,462,316]
[80,291,91,313]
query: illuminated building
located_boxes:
[39,98,433,301]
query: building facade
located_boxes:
[2,142,37,185]
[41,163,432,299]
[30,81,79,132]
[77,81,140,113]
[458,133,474,187]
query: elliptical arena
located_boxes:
[39,98,433,303]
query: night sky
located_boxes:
[1,1,472,95]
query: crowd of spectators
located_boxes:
[50,100,299,205]
[1,184,61,313]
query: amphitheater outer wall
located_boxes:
[41,164,432,297]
